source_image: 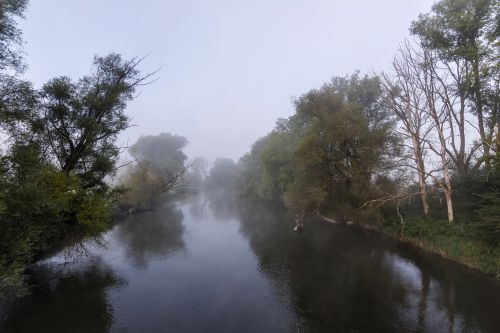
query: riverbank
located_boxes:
[320,215,500,279]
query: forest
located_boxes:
[0,0,499,300]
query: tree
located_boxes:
[0,0,28,72]
[0,52,154,295]
[411,0,499,173]
[280,74,401,223]
[380,42,433,217]
[206,158,238,191]
[420,50,456,222]
[384,45,458,223]
[129,133,188,178]
[34,54,156,189]
[0,0,34,145]
[0,1,162,295]
[0,142,110,297]
[120,133,189,210]
[259,130,295,201]
[237,136,268,199]
[185,157,208,190]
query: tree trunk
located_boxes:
[414,137,430,217]
[441,145,454,223]
[443,187,454,223]
[472,60,490,173]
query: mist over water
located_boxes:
[1,1,498,332]
[2,193,499,333]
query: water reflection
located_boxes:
[1,260,123,333]
[1,194,499,333]
[115,204,185,269]
[205,189,238,220]
[237,201,500,333]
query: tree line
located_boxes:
[234,0,499,248]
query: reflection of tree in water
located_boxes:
[115,204,185,269]
[205,189,238,220]
[1,259,122,333]
[392,242,500,333]
[182,194,207,219]
[237,202,500,332]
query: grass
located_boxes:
[382,217,500,277]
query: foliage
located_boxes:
[383,217,500,276]
[411,0,499,172]
[119,133,189,210]
[0,5,152,293]
[234,0,500,272]
[238,73,400,222]
[206,158,238,191]
[129,133,188,179]
[411,0,498,61]
[474,178,500,245]
[258,131,295,200]
[0,143,111,297]
[0,0,28,71]
[236,137,267,199]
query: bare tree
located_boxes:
[380,41,433,218]
[418,48,455,222]
[381,40,459,222]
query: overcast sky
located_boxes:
[20,0,434,161]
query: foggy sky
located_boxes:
[20,0,434,161]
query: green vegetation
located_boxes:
[383,217,500,276]
[118,133,190,210]
[0,1,161,297]
[205,158,238,191]
[236,0,499,275]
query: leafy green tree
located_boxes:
[237,136,268,199]
[129,133,188,178]
[286,74,399,220]
[0,0,159,296]
[258,131,295,200]
[0,0,28,71]
[411,0,499,171]
[206,158,238,191]
[35,54,155,189]
[0,53,153,295]
[0,142,109,296]
[120,133,189,210]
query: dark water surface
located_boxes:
[1,193,499,332]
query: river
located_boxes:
[1,192,499,332]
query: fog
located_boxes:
[20,0,434,161]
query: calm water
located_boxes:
[1,192,499,332]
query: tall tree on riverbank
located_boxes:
[0,54,154,296]
[288,74,400,220]
[411,0,499,174]
[238,74,401,223]
[381,42,433,218]
[0,1,156,293]
[2,54,158,190]
[38,54,156,189]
